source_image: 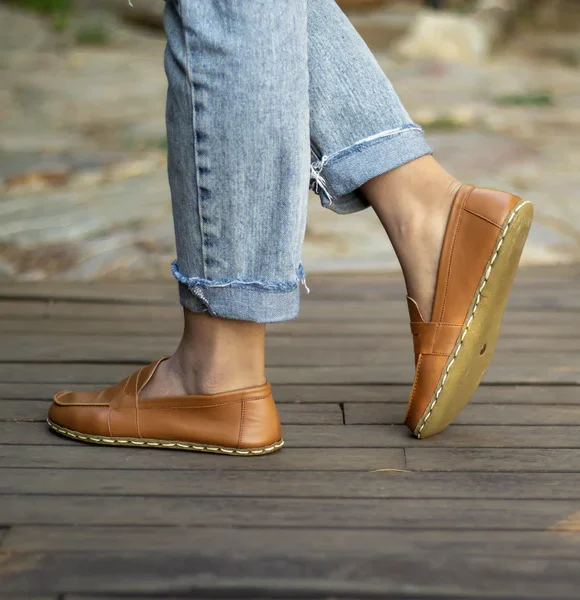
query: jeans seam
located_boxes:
[310,124,425,207]
[324,123,424,165]
[182,9,207,279]
[172,261,301,293]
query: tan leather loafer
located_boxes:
[47,358,284,456]
[405,186,533,439]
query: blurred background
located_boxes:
[1,0,579,280]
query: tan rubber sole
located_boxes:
[414,199,534,439]
[47,418,284,456]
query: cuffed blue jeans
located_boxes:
[164,0,432,323]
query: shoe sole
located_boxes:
[413,199,534,439]
[47,418,284,456]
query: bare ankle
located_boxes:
[175,310,266,395]
[361,156,462,321]
[140,311,266,400]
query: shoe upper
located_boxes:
[404,185,522,432]
[48,358,282,449]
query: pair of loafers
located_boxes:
[48,185,533,455]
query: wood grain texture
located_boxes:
[2,546,580,598]
[1,495,578,529]
[344,403,580,425]
[0,444,405,471]
[3,469,580,499]
[0,271,577,598]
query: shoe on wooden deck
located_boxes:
[47,358,284,456]
[405,186,533,439]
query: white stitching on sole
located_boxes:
[416,200,530,438]
[46,420,284,456]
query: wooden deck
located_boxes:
[1,265,580,599]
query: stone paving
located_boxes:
[1,4,579,281]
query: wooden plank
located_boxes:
[1,361,579,385]
[0,445,406,472]
[280,424,580,448]
[0,281,176,303]
[1,317,577,339]
[0,363,142,385]
[405,448,580,472]
[0,334,578,363]
[270,362,580,384]
[1,494,579,530]
[1,298,579,326]
[0,400,49,421]
[1,382,578,405]
[345,403,580,425]
[4,469,580,499]
[0,400,343,426]
[2,545,580,598]
[2,526,580,598]
[275,384,580,406]
[5,422,580,449]
[4,525,579,556]
[0,597,54,600]
[0,383,100,399]
[0,319,187,336]
[64,597,220,600]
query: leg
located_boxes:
[144,0,310,398]
[47,0,309,454]
[306,0,457,319]
[307,0,532,439]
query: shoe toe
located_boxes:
[48,390,110,437]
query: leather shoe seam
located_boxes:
[138,395,268,410]
[437,187,473,323]
[54,401,108,407]
[238,399,246,449]
[405,354,423,422]
[464,206,503,228]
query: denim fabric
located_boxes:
[164,0,431,323]
[308,0,431,213]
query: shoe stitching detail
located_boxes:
[107,404,113,437]
[134,369,142,439]
[238,399,246,449]
[46,419,284,456]
[416,200,530,438]
[405,354,424,422]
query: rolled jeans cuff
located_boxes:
[174,262,302,323]
[310,124,433,215]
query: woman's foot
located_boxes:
[47,311,282,455]
[362,156,533,438]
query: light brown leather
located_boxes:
[404,185,521,432]
[48,358,282,450]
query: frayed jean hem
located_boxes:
[310,124,433,215]
[172,261,303,323]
